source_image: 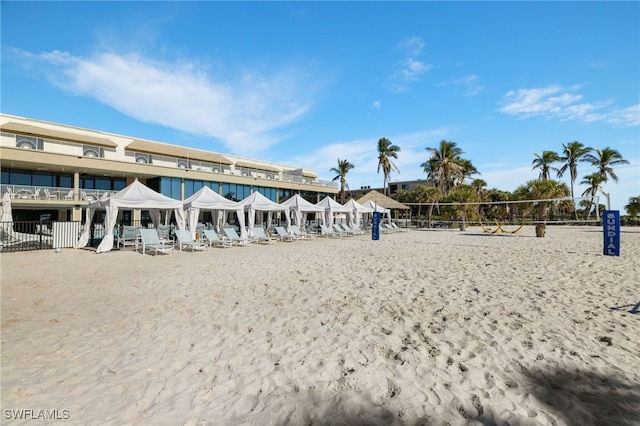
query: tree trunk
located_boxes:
[535,201,547,237]
[459,211,467,231]
[427,205,434,228]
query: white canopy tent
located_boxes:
[343,198,374,229]
[316,196,352,226]
[360,200,391,224]
[280,194,325,229]
[182,186,246,239]
[239,191,290,237]
[74,180,185,253]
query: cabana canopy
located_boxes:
[74,180,185,253]
[357,190,410,211]
[343,198,374,228]
[280,194,325,228]
[182,186,246,239]
[239,191,290,236]
[316,196,351,226]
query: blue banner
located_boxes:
[372,211,380,240]
[603,210,620,256]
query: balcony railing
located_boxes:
[2,131,338,188]
[0,185,115,202]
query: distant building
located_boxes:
[0,113,338,222]
[349,179,434,199]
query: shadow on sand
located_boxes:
[520,366,640,426]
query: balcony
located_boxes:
[2,130,338,189]
[1,185,115,203]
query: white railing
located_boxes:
[3,131,335,188]
[0,185,115,202]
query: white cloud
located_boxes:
[372,100,382,110]
[37,50,313,155]
[439,74,485,97]
[389,36,432,93]
[499,85,638,127]
[608,104,640,127]
[398,36,425,57]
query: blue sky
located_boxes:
[2,1,638,212]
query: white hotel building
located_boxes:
[0,113,338,224]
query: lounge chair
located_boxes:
[290,225,316,239]
[202,230,234,248]
[338,223,357,235]
[345,224,365,235]
[390,222,408,232]
[381,223,395,233]
[252,227,277,244]
[274,226,296,242]
[157,224,172,244]
[332,224,349,236]
[174,230,207,252]
[139,229,174,255]
[117,225,139,249]
[318,224,340,238]
[222,227,254,245]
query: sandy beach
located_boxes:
[1,226,639,425]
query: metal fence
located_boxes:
[0,220,81,252]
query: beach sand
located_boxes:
[1,226,639,425]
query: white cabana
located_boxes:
[74,180,185,253]
[316,196,352,226]
[280,194,325,229]
[360,200,391,225]
[182,186,246,239]
[239,191,290,237]
[343,198,374,229]
[361,200,391,213]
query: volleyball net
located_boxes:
[403,195,603,226]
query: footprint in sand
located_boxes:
[386,378,401,398]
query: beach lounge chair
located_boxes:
[174,230,207,252]
[381,223,395,233]
[290,225,316,239]
[338,223,357,235]
[117,225,139,249]
[139,229,174,256]
[157,224,172,244]
[253,227,277,244]
[202,230,234,248]
[274,226,296,242]
[390,222,408,232]
[332,224,349,236]
[319,224,340,238]
[222,227,254,245]
[346,224,365,235]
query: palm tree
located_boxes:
[583,147,629,183]
[330,158,354,204]
[516,179,569,237]
[580,172,607,219]
[458,159,479,185]
[532,150,561,180]
[444,184,478,231]
[423,140,464,195]
[624,196,640,217]
[377,137,401,196]
[471,178,487,196]
[558,141,592,203]
[423,186,442,228]
[410,185,431,218]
